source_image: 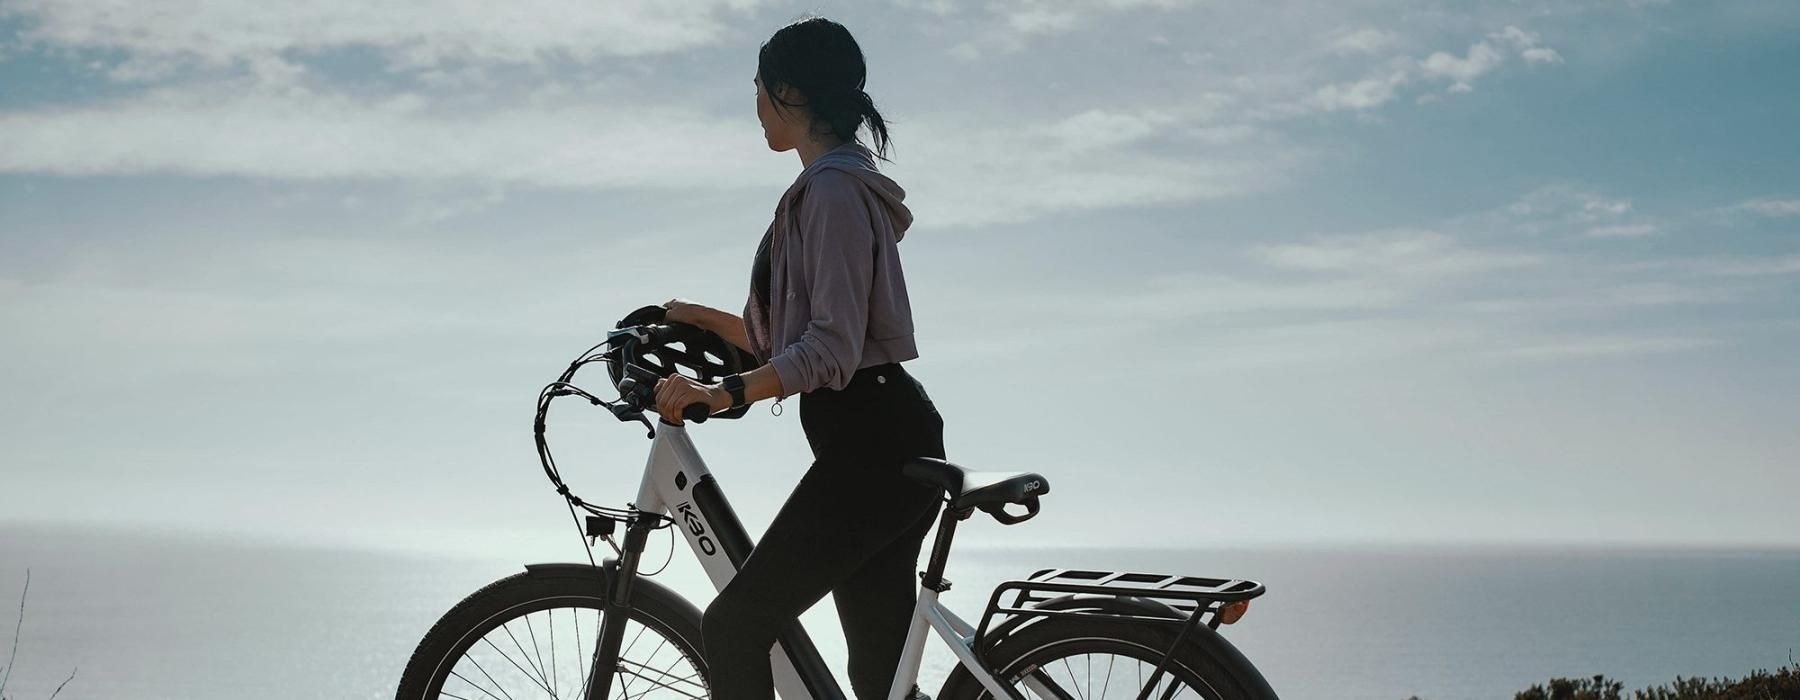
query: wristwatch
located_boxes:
[721,374,747,408]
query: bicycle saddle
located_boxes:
[903,457,1049,525]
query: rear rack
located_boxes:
[973,568,1265,650]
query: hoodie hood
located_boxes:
[778,141,913,241]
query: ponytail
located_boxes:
[857,90,893,161]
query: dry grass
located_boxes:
[0,570,77,700]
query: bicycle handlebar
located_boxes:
[613,346,712,425]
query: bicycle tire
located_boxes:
[395,564,708,700]
[936,616,1270,700]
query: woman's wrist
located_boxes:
[705,383,733,411]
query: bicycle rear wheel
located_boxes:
[396,565,708,700]
[937,617,1269,700]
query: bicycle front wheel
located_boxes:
[396,564,708,700]
[937,616,1272,700]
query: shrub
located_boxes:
[1508,665,1800,700]
[1515,674,1625,700]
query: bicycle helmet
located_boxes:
[606,304,763,420]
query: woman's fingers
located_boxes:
[654,374,700,425]
[656,379,678,423]
[663,299,702,327]
[653,376,675,422]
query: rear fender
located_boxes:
[983,593,1278,700]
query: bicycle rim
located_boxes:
[988,635,1231,700]
[425,595,707,700]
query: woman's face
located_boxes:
[755,74,802,153]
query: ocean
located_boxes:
[1,525,1796,700]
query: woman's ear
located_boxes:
[775,84,806,108]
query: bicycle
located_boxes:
[395,310,1279,700]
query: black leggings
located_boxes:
[701,362,946,700]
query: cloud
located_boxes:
[942,207,1743,372]
[899,107,1303,227]
[1310,69,1410,112]
[1326,27,1397,54]
[1493,336,1722,360]
[1521,47,1564,64]
[1579,195,1633,218]
[920,169,1780,369]
[1419,40,1507,93]
[1004,6,1082,36]
[941,0,1198,58]
[0,84,1299,228]
[1417,26,1558,93]
[2,0,764,69]
[0,87,786,188]
[1586,223,1657,238]
[1685,255,1800,277]
[1737,198,1800,217]
[1309,25,1562,111]
[1252,230,1541,276]
[1496,185,1645,235]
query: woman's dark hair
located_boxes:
[758,16,893,161]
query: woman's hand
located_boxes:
[653,373,731,425]
[663,298,713,332]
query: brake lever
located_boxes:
[607,377,653,438]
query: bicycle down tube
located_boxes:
[619,420,847,700]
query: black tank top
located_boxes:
[751,227,773,315]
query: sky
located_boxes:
[1,0,1797,557]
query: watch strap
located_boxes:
[722,374,747,408]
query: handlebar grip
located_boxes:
[682,401,712,424]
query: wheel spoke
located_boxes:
[1060,657,1086,700]
[549,609,559,699]
[449,669,509,700]
[650,636,706,695]
[620,618,651,662]
[482,636,556,697]
[573,608,589,697]
[618,656,706,694]
[1085,654,1092,700]
[615,633,669,700]
[614,659,708,700]
[522,613,551,699]
[502,621,553,694]
[467,655,522,700]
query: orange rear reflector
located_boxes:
[1217,600,1250,625]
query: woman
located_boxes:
[649,15,945,700]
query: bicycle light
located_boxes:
[585,514,616,541]
[1217,600,1250,625]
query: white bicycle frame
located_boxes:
[630,421,1043,700]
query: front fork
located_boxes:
[585,518,657,700]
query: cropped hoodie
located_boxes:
[742,141,918,399]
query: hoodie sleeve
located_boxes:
[768,169,875,397]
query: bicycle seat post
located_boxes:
[920,504,971,593]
